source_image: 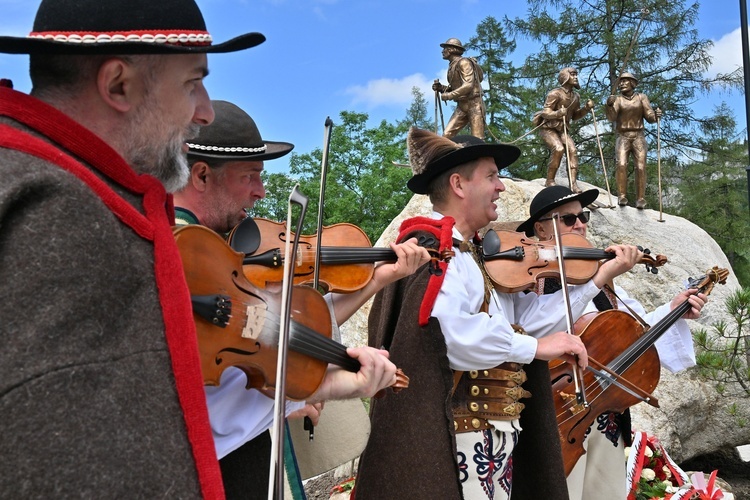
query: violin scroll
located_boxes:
[637,246,667,274]
[373,368,410,399]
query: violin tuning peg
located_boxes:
[651,267,659,275]
[637,245,644,252]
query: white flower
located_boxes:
[644,446,654,458]
[665,482,678,493]
[624,446,631,458]
[641,468,656,481]
[662,465,672,479]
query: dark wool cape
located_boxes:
[0,87,221,498]
[354,265,569,499]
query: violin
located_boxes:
[173,224,409,399]
[227,217,448,293]
[550,266,728,475]
[480,229,667,293]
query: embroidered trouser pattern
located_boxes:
[456,427,518,500]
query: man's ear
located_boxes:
[189,161,211,192]
[96,57,139,113]
[449,172,465,199]
[534,221,547,240]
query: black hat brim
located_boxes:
[188,140,294,161]
[516,188,600,237]
[407,142,521,195]
[0,32,265,54]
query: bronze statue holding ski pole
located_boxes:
[605,72,662,209]
[533,67,594,193]
[432,38,486,139]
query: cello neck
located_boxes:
[609,298,691,375]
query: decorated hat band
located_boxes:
[27,30,214,47]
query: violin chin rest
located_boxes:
[229,216,262,254]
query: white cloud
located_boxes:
[344,73,437,108]
[707,26,747,76]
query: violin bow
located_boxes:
[551,212,589,409]
[268,185,309,500]
[300,117,334,442]
[312,117,334,295]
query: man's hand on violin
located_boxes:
[308,347,398,403]
[672,289,707,320]
[288,402,324,426]
[328,238,430,326]
[535,331,588,369]
[593,244,640,288]
[372,237,431,289]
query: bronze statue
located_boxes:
[431,38,485,139]
[605,72,661,209]
[533,67,594,193]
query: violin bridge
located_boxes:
[241,304,267,340]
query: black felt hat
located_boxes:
[406,128,521,195]
[187,100,294,161]
[0,0,264,54]
[516,185,600,237]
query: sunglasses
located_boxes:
[538,211,590,227]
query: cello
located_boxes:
[551,266,728,475]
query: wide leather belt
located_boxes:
[452,362,530,433]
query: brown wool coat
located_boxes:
[0,118,204,496]
[355,265,569,500]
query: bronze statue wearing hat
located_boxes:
[431,38,486,139]
[606,72,662,209]
[533,67,594,193]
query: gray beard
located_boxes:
[125,123,198,193]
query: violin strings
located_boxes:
[240,307,360,372]
[263,247,396,265]
[559,247,612,260]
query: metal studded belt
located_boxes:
[452,362,531,433]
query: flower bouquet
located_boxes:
[625,431,727,500]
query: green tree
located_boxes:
[252,171,298,222]
[252,89,434,242]
[505,0,742,197]
[465,16,541,178]
[694,287,750,426]
[670,103,750,287]
[282,111,412,242]
[399,86,433,131]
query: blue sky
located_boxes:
[0,0,746,174]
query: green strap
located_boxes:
[284,421,307,499]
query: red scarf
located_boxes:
[0,85,223,499]
[397,215,456,326]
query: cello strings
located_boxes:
[557,288,704,425]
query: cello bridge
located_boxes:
[568,403,586,416]
[559,392,587,415]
